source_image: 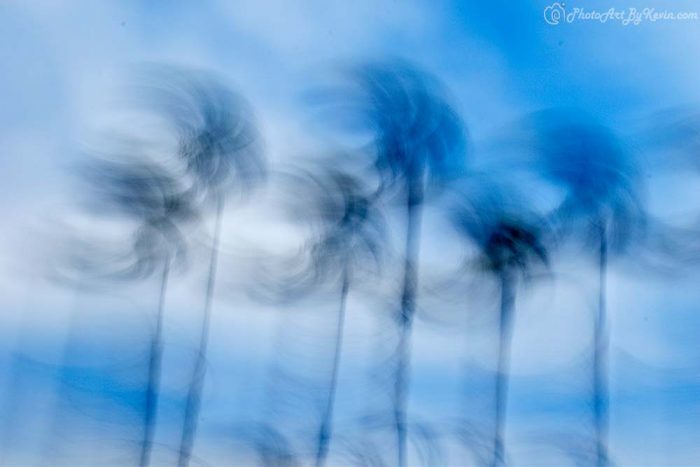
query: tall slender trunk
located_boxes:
[139,259,170,467]
[593,224,609,467]
[491,269,516,467]
[315,267,350,467]
[394,181,423,467]
[178,198,224,467]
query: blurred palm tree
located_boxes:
[351,63,466,467]
[448,180,549,467]
[287,167,385,467]
[141,67,266,467]
[250,164,385,466]
[60,147,194,467]
[316,61,467,466]
[533,111,645,467]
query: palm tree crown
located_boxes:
[317,61,467,194]
[81,156,194,275]
[532,110,644,250]
[140,66,266,199]
[303,167,385,282]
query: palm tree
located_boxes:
[63,151,194,467]
[247,163,385,466]
[288,167,385,467]
[141,67,266,467]
[314,61,467,466]
[448,181,549,467]
[337,62,467,467]
[532,111,645,467]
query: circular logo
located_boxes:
[544,3,566,25]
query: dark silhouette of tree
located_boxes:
[532,111,645,467]
[59,148,194,467]
[448,180,549,467]
[250,164,385,466]
[292,167,385,467]
[141,67,266,467]
[316,61,467,466]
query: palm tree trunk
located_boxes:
[139,259,170,467]
[315,267,350,467]
[593,224,609,467]
[178,198,224,467]
[394,181,423,467]
[491,269,516,467]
